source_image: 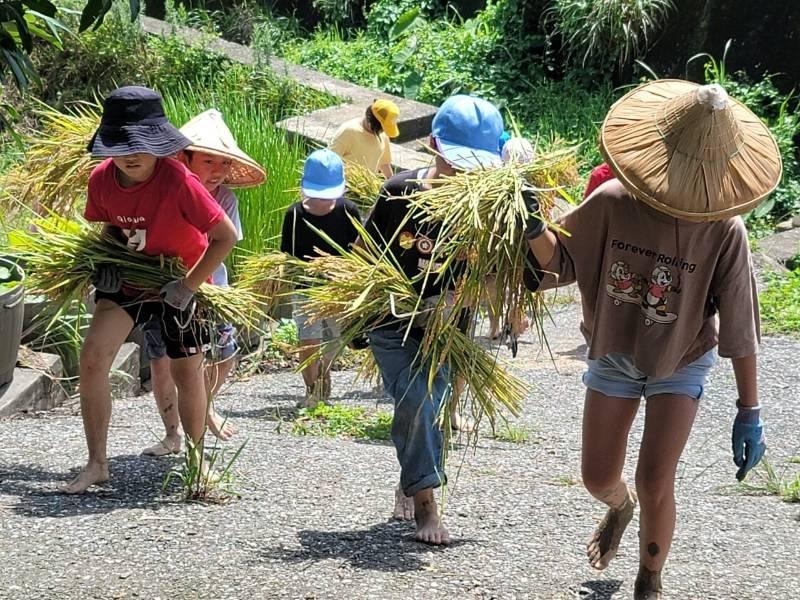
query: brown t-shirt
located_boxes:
[525,179,760,378]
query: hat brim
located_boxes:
[301,180,346,200]
[184,144,267,188]
[436,138,502,170]
[88,123,191,158]
[382,119,400,139]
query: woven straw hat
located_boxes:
[180,109,266,188]
[600,79,782,222]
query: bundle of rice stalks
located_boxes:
[405,145,580,353]
[296,221,526,431]
[236,251,297,316]
[343,161,383,212]
[8,217,269,331]
[0,100,101,217]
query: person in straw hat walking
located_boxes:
[139,108,266,456]
[521,80,778,598]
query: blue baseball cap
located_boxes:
[301,149,346,200]
[431,95,504,170]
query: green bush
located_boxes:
[282,13,613,168]
[365,0,448,39]
[707,72,800,224]
[31,4,229,106]
[543,0,674,72]
[760,268,800,335]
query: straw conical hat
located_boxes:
[180,109,266,187]
[600,79,782,222]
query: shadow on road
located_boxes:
[258,520,472,572]
[0,454,177,518]
[574,579,623,599]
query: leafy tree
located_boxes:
[0,0,141,90]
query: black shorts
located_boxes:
[94,290,211,360]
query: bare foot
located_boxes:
[413,491,450,546]
[586,488,637,569]
[392,486,415,520]
[451,411,475,433]
[141,434,182,457]
[206,409,236,441]
[634,565,663,600]
[60,461,109,494]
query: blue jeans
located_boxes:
[368,329,450,496]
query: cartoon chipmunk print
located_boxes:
[606,260,643,305]
[641,265,679,325]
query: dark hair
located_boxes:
[365,105,383,134]
[182,149,194,160]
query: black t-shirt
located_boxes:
[280,198,361,261]
[364,169,452,300]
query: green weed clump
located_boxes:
[292,403,393,441]
[492,423,530,443]
[735,459,800,503]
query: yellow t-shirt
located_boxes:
[329,117,392,173]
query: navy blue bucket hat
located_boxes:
[87,86,191,158]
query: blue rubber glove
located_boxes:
[92,264,121,294]
[732,404,766,482]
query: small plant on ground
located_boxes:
[491,422,530,443]
[164,433,248,503]
[554,475,578,486]
[292,403,392,441]
[733,459,800,503]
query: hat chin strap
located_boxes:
[697,84,729,111]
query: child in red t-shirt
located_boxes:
[62,87,239,494]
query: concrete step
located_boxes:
[0,352,67,418]
[758,228,800,266]
[277,111,431,172]
[0,341,142,419]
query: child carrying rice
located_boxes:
[140,109,266,456]
[65,87,239,494]
[281,149,361,407]
[363,94,505,545]
[522,81,776,599]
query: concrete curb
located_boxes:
[0,352,67,418]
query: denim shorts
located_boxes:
[583,349,716,400]
[293,294,340,342]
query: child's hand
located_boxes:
[732,405,766,481]
[160,279,195,311]
[522,187,547,240]
[92,264,121,294]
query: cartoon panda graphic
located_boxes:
[641,265,678,325]
[606,260,642,305]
